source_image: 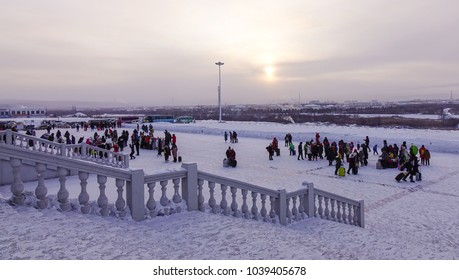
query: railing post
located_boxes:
[278,189,287,225]
[181,163,198,211]
[307,183,315,217]
[6,129,12,145]
[124,154,130,168]
[359,200,365,228]
[126,169,145,221]
[81,142,87,157]
[60,143,66,157]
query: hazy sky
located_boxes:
[1,0,459,106]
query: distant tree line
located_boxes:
[47,102,459,129]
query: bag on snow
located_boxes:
[395,171,408,182]
[338,166,346,177]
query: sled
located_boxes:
[276,148,280,156]
[338,166,346,177]
[395,171,408,182]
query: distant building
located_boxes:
[5,107,47,118]
[0,108,9,118]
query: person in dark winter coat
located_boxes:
[226,146,237,167]
[402,155,417,182]
[361,143,369,166]
[327,145,337,166]
[334,155,342,175]
[157,138,162,156]
[347,149,358,174]
[164,145,171,162]
[297,142,304,160]
[266,144,274,160]
[129,144,136,159]
[171,143,178,162]
[365,136,371,152]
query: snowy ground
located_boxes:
[1,120,459,261]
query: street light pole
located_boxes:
[215,61,224,122]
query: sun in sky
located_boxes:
[263,66,276,81]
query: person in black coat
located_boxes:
[266,144,274,160]
[402,155,418,182]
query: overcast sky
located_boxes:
[1,0,459,106]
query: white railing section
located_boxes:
[196,171,364,227]
[0,131,365,228]
[0,129,129,168]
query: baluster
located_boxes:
[115,179,126,217]
[269,195,277,223]
[251,191,259,220]
[286,198,292,224]
[146,182,157,217]
[260,194,268,222]
[292,196,299,221]
[78,171,90,214]
[348,203,353,225]
[353,205,359,226]
[317,195,324,218]
[38,140,43,152]
[324,197,330,219]
[208,181,217,214]
[314,194,318,217]
[341,202,348,224]
[298,194,305,220]
[337,201,342,222]
[330,199,336,221]
[220,184,230,215]
[241,189,249,218]
[35,163,48,209]
[18,136,24,148]
[197,179,205,212]
[57,167,70,211]
[160,180,170,207]
[97,175,109,217]
[230,186,240,217]
[10,158,25,205]
[172,178,182,203]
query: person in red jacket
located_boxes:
[419,145,426,165]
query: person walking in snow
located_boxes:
[297,142,304,160]
[266,143,274,160]
[164,144,171,162]
[171,143,178,162]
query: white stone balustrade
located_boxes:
[1,138,365,228]
[3,130,129,168]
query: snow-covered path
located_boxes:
[1,121,459,260]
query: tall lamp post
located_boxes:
[215,61,224,122]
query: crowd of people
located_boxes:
[13,124,434,182]
[262,132,430,182]
[23,124,182,164]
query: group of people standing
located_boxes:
[263,132,430,182]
